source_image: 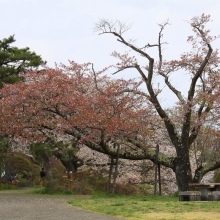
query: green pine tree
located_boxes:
[0,35,46,87]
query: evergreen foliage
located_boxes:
[0,35,45,87]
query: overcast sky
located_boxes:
[0,0,219,106]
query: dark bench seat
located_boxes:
[208,191,220,201]
[179,191,201,201]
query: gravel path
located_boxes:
[0,190,124,220]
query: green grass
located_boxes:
[0,183,20,190]
[32,187,77,195]
[2,184,220,219]
[68,194,220,220]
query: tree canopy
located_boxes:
[0,35,45,87]
[0,14,219,191]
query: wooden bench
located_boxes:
[179,191,201,201]
[208,191,220,201]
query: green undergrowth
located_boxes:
[32,187,77,195]
[0,183,21,190]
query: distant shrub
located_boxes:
[171,191,179,197]
[0,183,19,190]
[137,184,154,196]
[114,183,139,196]
[2,152,40,185]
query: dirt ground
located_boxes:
[0,189,123,220]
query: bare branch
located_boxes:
[158,20,170,70]
[181,15,214,146]
[159,71,186,104]
[94,19,132,36]
[111,65,136,75]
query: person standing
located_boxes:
[9,173,15,183]
[9,173,20,185]
[40,168,46,187]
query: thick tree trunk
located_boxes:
[174,146,192,191]
[59,156,84,174]
[41,152,53,189]
[54,150,84,174]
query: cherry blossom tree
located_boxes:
[0,62,161,173]
[93,14,220,191]
[0,14,219,191]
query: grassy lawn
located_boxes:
[68,195,220,220]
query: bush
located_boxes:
[3,152,40,184]
[72,170,142,195]
[114,183,139,196]
[171,191,179,197]
[33,187,77,195]
[0,183,19,190]
[137,184,154,196]
[72,180,95,195]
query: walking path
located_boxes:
[0,189,123,220]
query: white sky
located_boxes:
[0,0,220,106]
